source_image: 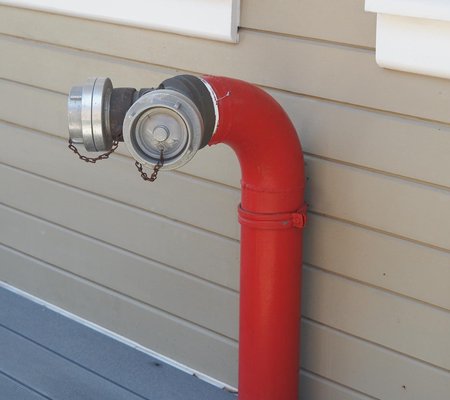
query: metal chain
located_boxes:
[134,149,165,182]
[69,138,164,182]
[68,138,119,163]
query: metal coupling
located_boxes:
[68,77,113,151]
[67,74,216,171]
[123,90,204,170]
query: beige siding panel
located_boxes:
[0,121,241,239]
[275,89,450,190]
[4,181,450,368]
[3,122,450,306]
[3,189,450,372]
[305,214,450,311]
[4,119,450,312]
[302,320,450,400]
[1,122,450,308]
[0,79,65,137]
[0,245,239,386]
[4,120,450,254]
[0,204,239,340]
[300,371,374,400]
[303,266,450,370]
[0,163,240,291]
[241,0,376,48]
[4,79,450,191]
[1,15,450,123]
[0,33,173,94]
[306,156,450,251]
[2,245,448,398]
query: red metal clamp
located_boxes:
[238,203,307,230]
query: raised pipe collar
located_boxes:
[157,75,216,149]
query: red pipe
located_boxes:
[202,76,307,400]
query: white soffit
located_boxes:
[365,0,450,79]
[0,0,241,43]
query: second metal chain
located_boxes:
[135,149,165,182]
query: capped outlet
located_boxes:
[68,77,113,151]
[67,75,215,170]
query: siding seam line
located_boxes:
[2,155,449,256]
[2,243,449,374]
[0,243,239,345]
[300,368,380,400]
[302,318,450,375]
[303,263,450,314]
[0,160,240,243]
[239,26,375,52]
[305,152,450,193]
[309,210,450,256]
[2,33,450,126]
[0,202,239,294]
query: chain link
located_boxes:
[69,138,164,182]
[134,149,165,182]
[68,138,119,163]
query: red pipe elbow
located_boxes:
[203,76,307,400]
[204,76,305,214]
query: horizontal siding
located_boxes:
[4,75,450,192]
[306,157,450,251]
[0,204,239,340]
[2,164,450,372]
[2,117,450,254]
[1,4,449,399]
[302,320,450,400]
[241,0,376,48]
[2,246,449,399]
[300,371,374,400]
[0,162,240,291]
[305,214,450,311]
[1,10,450,123]
[3,123,450,312]
[0,245,239,385]
[303,266,450,370]
[0,120,241,240]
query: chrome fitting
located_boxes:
[68,77,113,151]
[123,90,204,170]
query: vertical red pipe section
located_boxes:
[203,76,307,400]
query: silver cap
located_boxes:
[68,77,113,151]
[123,89,204,170]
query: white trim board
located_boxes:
[0,0,240,43]
[365,0,450,79]
[366,0,450,23]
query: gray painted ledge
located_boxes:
[0,286,237,400]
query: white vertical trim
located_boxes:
[0,0,240,43]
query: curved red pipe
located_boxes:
[203,76,307,400]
